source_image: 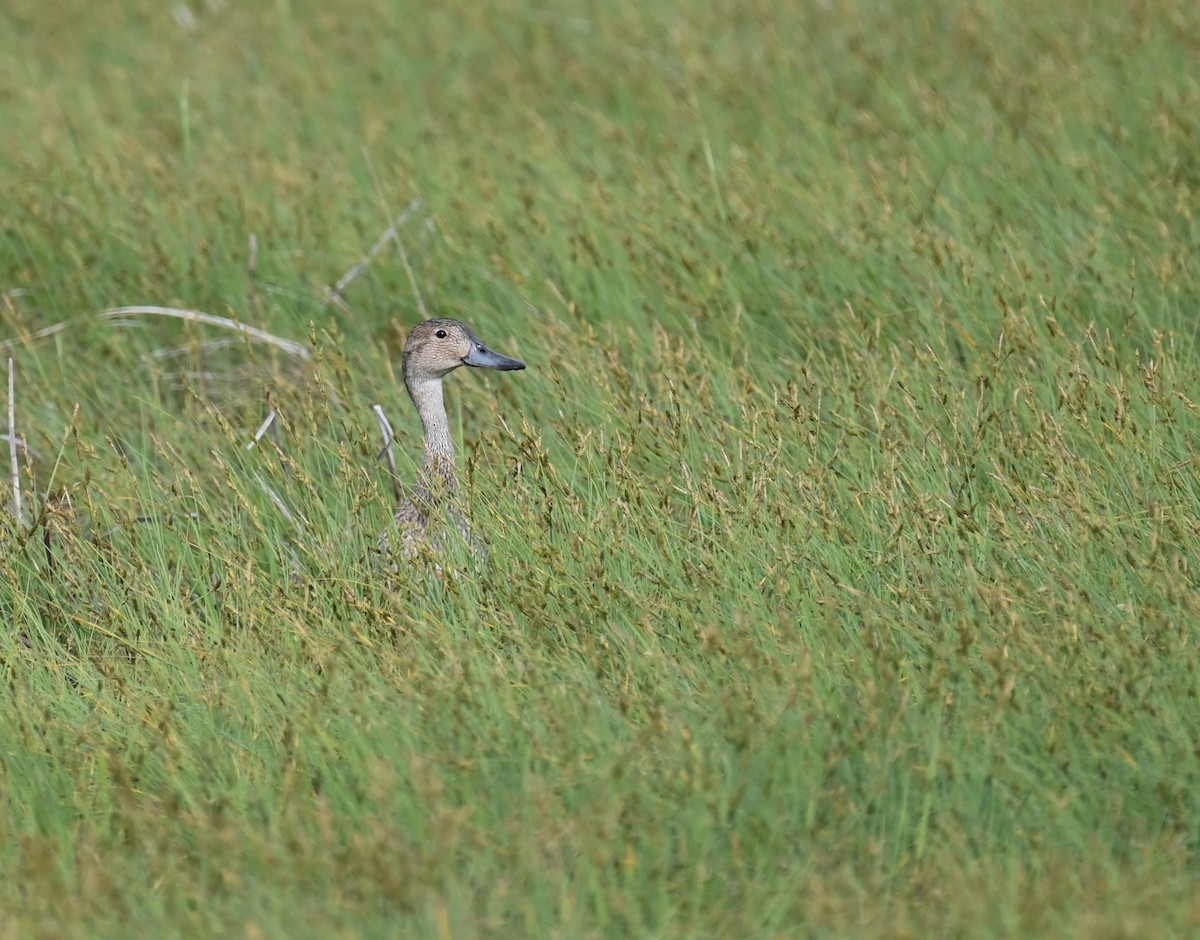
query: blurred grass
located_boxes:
[2,0,1200,936]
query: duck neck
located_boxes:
[407,374,457,490]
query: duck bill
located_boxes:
[464,342,526,371]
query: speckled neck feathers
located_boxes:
[405,373,457,491]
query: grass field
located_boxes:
[2,0,1200,936]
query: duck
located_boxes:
[383,318,525,558]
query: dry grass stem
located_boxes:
[246,409,278,450]
[0,320,71,351]
[149,338,238,360]
[253,471,305,528]
[325,197,424,308]
[7,357,23,525]
[247,233,259,313]
[372,404,403,507]
[98,306,310,360]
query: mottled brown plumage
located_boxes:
[382,318,524,559]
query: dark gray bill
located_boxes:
[464,341,525,371]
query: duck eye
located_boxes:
[435,329,447,339]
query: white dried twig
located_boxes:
[171,3,197,30]
[373,404,404,507]
[97,306,310,360]
[243,401,302,528]
[253,472,307,528]
[247,233,259,313]
[246,409,277,450]
[364,157,428,319]
[7,358,23,525]
[391,218,427,319]
[326,198,424,308]
[0,320,70,351]
[0,434,41,460]
[149,338,237,360]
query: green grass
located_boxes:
[2,0,1200,935]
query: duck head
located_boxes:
[403,318,526,383]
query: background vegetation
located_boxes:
[2,0,1200,936]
